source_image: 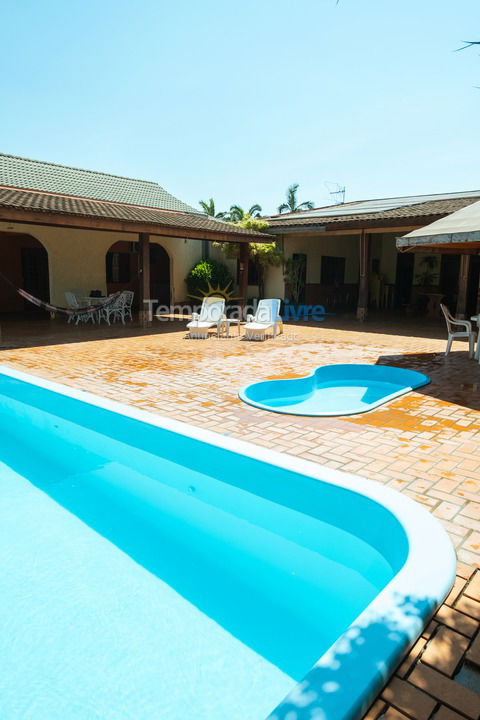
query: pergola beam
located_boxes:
[0,207,260,244]
[356,229,370,322]
[138,233,151,327]
[238,243,249,307]
[398,242,480,254]
[456,255,470,319]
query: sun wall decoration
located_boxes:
[189,281,242,302]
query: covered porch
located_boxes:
[265,192,480,323]
[0,187,259,325]
[397,199,480,320]
[269,227,480,323]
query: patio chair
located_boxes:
[122,291,134,322]
[70,289,85,305]
[186,296,225,339]
[102,291,130,325]
[244,299,283,341]
[440,303,476,358]
[65,291,97,325]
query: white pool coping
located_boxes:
[0,364,456,720]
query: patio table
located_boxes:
[82,296,106,304]
[418,291,445,319]
[217,318,241,338]
[82,296,107,323]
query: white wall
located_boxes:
[281,233,360,287]
[377,235,398,284]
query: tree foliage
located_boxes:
[185,259,233,297]
[213,215,283,297]
[284,255,306,306]
[227,204,263,221]
[198,198,226,219]
[278,183,315,214]
[199,199,263,222]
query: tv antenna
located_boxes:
[325,182,346,205]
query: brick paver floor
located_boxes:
[1,313,480,718]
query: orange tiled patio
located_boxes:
[1,313,480,718]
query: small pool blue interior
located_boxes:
[239,364,430,416]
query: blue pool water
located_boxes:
[0,371,411,719]
[239,364,430,416]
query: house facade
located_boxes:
[0,154,265,319]
[262,191,480,319]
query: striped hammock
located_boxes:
[16,288,121,316]
[0,270,120,316]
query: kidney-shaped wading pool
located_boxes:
[0,366,455,720]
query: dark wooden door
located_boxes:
[394,252,414,309]
[21,247,49,311]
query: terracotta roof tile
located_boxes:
[266,195,480,230]
[0,187,268,238]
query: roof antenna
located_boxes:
[325,181,346,205]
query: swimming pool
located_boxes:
[0,366,454,720]
[239,364,430,416]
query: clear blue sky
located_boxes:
[1,0,479,215]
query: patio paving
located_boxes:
[1,313,480,718]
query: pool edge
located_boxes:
[0,364,455,720]
[239,364,431,417]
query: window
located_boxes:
[248,260,259,285]
[320,256,345,285]
[106,252,130,283]
[236,259,260,285]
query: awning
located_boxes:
[396,199,480,252]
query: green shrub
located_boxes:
[185,259,233,297]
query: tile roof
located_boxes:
[265,191,480,230]
[0,187,267,239]
[0,153,199,213]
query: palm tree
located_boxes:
[227,204,263,222]
[199,198,226,219]
[278,184,314,214]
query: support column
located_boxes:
[476,265,480,315]
[139,232,151,326]
[456,255,470,319]
[238,242,249,312]
[356,229,369,321]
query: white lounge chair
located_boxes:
[244,299,283,341]
[187,296,226,339]
[440,303,476,358]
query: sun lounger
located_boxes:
[244,299,283,341]
[187,296,226,339]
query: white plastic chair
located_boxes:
[440,303,476,358]
[186,296,225,339]
[244,299,283,341]
[65,291,96,325]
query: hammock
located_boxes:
[17,288,121,317]
[0,270,120,317]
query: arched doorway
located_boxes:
[105,239,171,309]
[0,232,50,314]
[150,242,171,306]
